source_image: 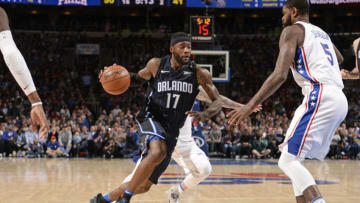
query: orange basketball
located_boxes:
[100,64,130,95]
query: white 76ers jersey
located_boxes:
[291,21,344,95]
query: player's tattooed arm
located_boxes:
[196,86,262,111]
[341,38,360,79]
[136,57,161,80]
[228,25,300,125]
[186,67,223,121]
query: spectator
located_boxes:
[58,124,72,157]
[122,127,140,158]
[252,135,271,159]
[46,136,62,158]
[2,125,18,157]
[239,128,253,158]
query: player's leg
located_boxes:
[121,138,167,201]
[279,86,347,203]
[278,149,318,199]
[169,142,211,202]
[90,136,167,203]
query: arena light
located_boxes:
[219,13,227,18]
[31,10,38,15]
[64,11,71,15]
[346,12,353,16]
[251,13,259,18]
[312,13,319,18]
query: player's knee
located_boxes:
[278,153,290,171]
[149,146,166,164]
[196,160,212,178]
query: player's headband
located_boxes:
[170,36,190,46]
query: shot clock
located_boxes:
[190,16,214,43]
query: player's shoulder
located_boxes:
[281,25,304,38]
[195,65,212,84]
[195,65,211,76]
[147,57,161,67]
[146,57,161,74]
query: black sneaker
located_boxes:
[90,193,109,203]
[115,193,131,203]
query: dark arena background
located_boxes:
[0,0,359,202]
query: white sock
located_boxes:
[311,197,326,203]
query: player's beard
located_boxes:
[173,52,188,65]
[282,15,292,27]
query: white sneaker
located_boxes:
[166,185,180,203]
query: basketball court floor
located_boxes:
[0,158,359,203]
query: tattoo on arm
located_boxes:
[196,86,242,109]
[196,67,223,118]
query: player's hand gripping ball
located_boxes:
[99,64,130,95]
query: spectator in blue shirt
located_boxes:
[2,125,17,157]
[122,127,139,158]
[46,136,62,158]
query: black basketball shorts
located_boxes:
[136,117,178,184]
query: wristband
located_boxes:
[31,102,42,107]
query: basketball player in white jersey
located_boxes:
[167,87,261,203]
[0,8,48,138]
[228,0,347,202]
[341,37,360,79]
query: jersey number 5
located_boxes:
[166,93,180,109]
[320,43,334,66]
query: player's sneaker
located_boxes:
[89,193,109,203]
[166,185,180,203]
[115,193,132,203]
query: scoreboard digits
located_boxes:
[101,0,165,6]
[190,16,214,43]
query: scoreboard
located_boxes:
[101,0,166,6]
[187,0,286,8]
[1,0,356,7]
[190,16,214,43]
[0,0,187,6]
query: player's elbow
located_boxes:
[275,73,288,84]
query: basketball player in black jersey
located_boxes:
[341,38,360,79]
[90,32,224,203]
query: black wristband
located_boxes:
[130,72,147,84]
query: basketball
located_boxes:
[100,64,130,95]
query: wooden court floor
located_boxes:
[0,158,359,203]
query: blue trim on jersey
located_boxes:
[149,118,158,134]
[294,48,316,83]
[135,119,165,140]
[147,135,163,145]
[145,91,153,112]
[288,83,321,156]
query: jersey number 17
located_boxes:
[166,93,180,109]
